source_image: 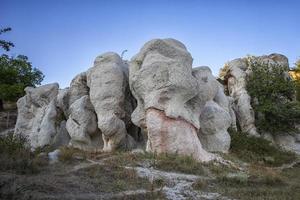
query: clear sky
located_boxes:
[1,0,300,88]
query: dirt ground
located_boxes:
[1,150,300,200]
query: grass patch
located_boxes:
[108,151,206,176]
[211,163,300,200]
[152,153,206,175]
[79,164,151,193]
[229,129,297,166]
[58,146,87,163]
[0,133,47,174]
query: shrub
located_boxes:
[246,58,300,134]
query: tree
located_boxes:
[0,27,44,110]
[0,27,14,51]
[246,59,300,134]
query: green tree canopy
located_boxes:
[0,27,44,110]
[0,54,44,101]
[0,27,14,51]
[246,59,300,134]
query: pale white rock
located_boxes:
[48,149,61,164]
[15,83,70,149]
[227,96,238,131]
[68,72,89,108]
[192,66,232,153]
[220,58,258,136]
[66,95,103,152]
[56,72,89,117]
[198,101,231,153]
[130,39,200,129]
[274,134,300,155]
[87,52,136,152]
[130,39,218,161]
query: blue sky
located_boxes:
[1,0,300,88]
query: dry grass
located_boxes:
[58,146,87,163]
[0,133,47,174]
[229,129,297,166]
[108,151,207,175]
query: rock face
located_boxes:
[14,53,140,152]
[87,52,137,152]
[146,108,214,162]
[13,38,258,159]
[219,58,258,136]
[15,83,70,149]
[66,95,102,152]
[129,39,233,161]
[192,66,232,153]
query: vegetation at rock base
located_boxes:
[0,27,44,111]
[108,151,207,175]
[58,146,87,163]
[0,137,299,200]
[228,128,297,166]
[0,132,47,174]
[246,58,300,134]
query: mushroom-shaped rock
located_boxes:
[87,52,137,152]
[130,39,215,162]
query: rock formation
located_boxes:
[15,53,139,152]
[129,39,234,161]
[66,95,102,152]
[13,38,300,159]
[18,39,300,158]
[86,52,137,152]
[15,83,70,149]
[192,66,232,153]
[219,58,258,136]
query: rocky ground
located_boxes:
[1,134,300,200]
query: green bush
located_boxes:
[246,59,300,134]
